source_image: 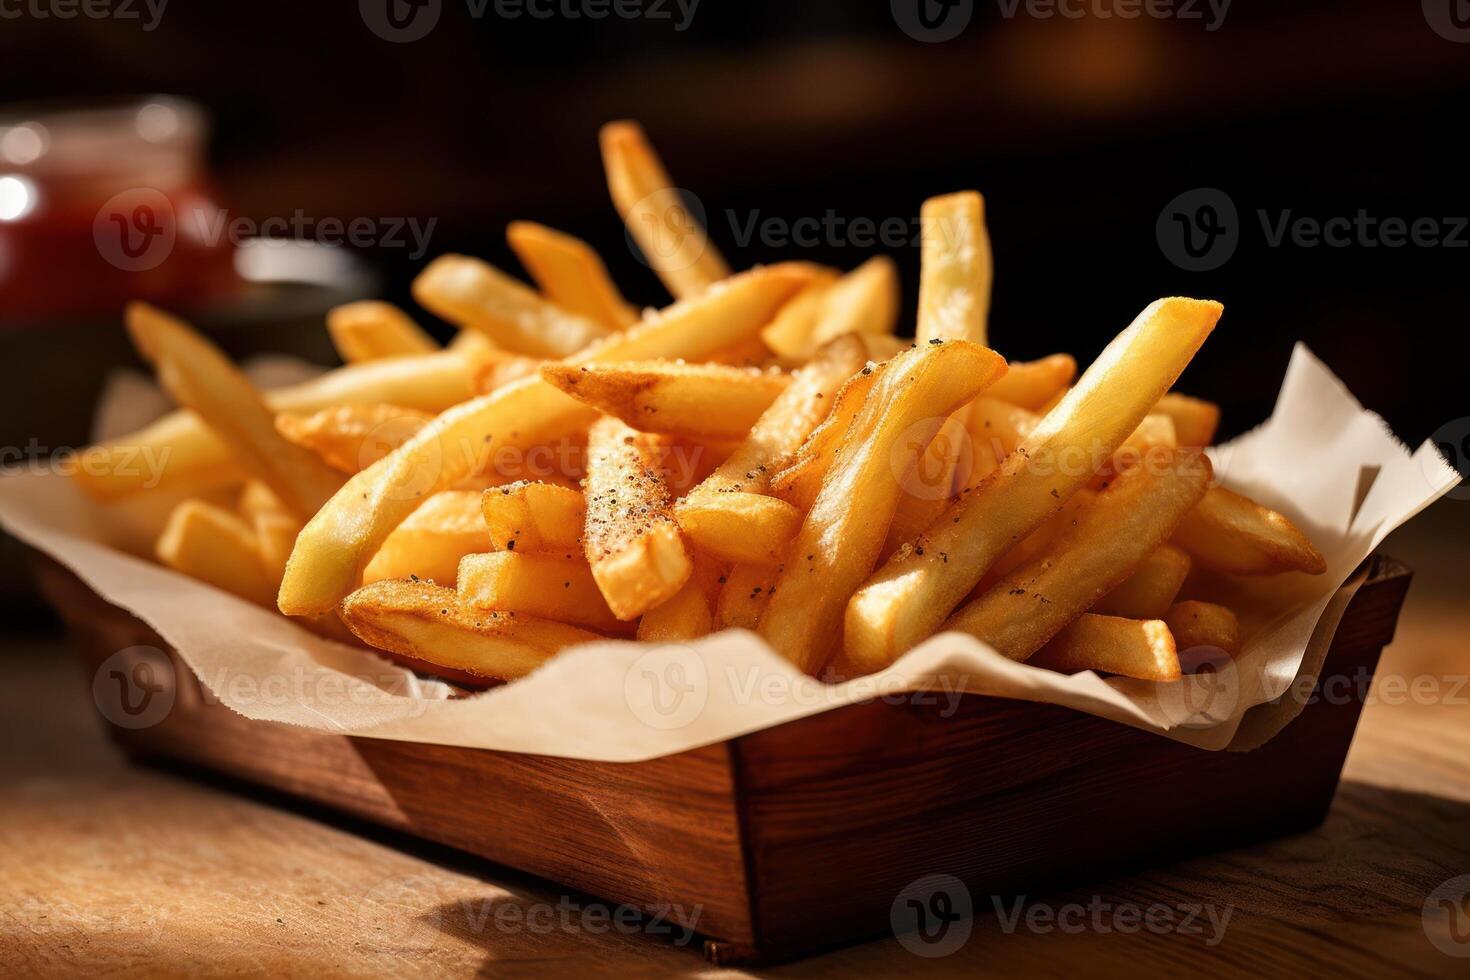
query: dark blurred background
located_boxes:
[0,0,1466,615]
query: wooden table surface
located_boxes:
[3,569,1468,977]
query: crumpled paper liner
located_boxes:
[0,344,1458,761]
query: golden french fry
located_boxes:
[881,414,969,560]
[759,276,839,359]
[541,361,789,440]
[675,492,800,567]
[126,303,345,518]
[985,354,1077,411]
[706,333,774,368]
[600,120,730,299]
[761,257,900,360]
[977,489,1095,593]
[1028,614,1181,682]
[844,297,1223,671]
[156,499,275,607]
[340,580,602,681]
[1092,544,1192,620]
[769,360,887,512]
[716,564,776,630]
[414,254,611,357]
[1156,392,1221,447]
[636,567,716,643]
[1171,487,1327,575]
[458,552,624,633]
[327,301,439,363]
[275,404,433,474]
[1092,413,1178,487]
[916,192,992,346]
[759,339,1007,673]
[965,397,1041,483]
[469,353,546,395]
[507,220,639,331]
[1165,600,1242,656]
[361,490,488,587]
[482,481,586,553]
[255,510,303,586]
[944,450,1212,662]
[583,417,693,620]
[237,480,288,523]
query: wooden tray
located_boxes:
[37,554,1412,965]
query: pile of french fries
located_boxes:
[70,122,1327,687]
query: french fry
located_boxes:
[985,354,1077,411]
[541,361,790,440]
[414,255,612,357]
[1165,600,1242,656]
[844,298,1223,671]
[255,510,303,587]
[360,490,489,587]
[706,333,774,368]
[944,449,1213,661]
[1155,392,1221,447]
[976,489,1095,592]
[481,481,585,553]
[583,417,693,620]
[810,255,901,350]
[1171,487,1327,575]
[1091,413,1178,487]
[916,192,992,346]
[275,404,433,474]
[759,276,839,359]
[769,361,887,512]
[880,414,970,560]
[600,120,730,299]
[156,499,275,607]
[457,552,624,633]
[1092,544,1192,620]
[326,301,439,363]
[716,564,776,630]
[1028,614,1181,682]
[339,580,602,681]
[507,221,640,330]
[637,564,716,643]
[126,303,345,518]
[758,339,1007,673]
[965,397,1041,483]
[470,353,547,394]
[237,480,288,524]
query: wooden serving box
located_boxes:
[39,555,1412,965]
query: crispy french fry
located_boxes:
[237,480,288,524]
[881,414,970,560]
[1171,487,1327,575]
[275,404,433,474]
[706,333,774,368]
[977,489,1095,592]
[759,276,839,359]
[676,492,800,567]
[126,303,345,518]
[769,361,887,512]
[482,481,585,553]
[327,301,439,363]
[340,580,601,681]
[916,192,992,346]
[844,298,1223,671]
[600,120,730,299]
[1090,414,1178,488]
[636,567,716,643]
[541,361,789,440]
[985,354,1077,411]
[758,340,1007,673]
[1028,614,1181,682]
[470,353,546,395]
[1156,392,1221,447]
[507,220,639,330]
[458,552,623,633]
[944,449,1213,661]
[1165,600,1242,656]
[1092,544,1192,620]
[255,510,303,586]
[811,256,901,349]
[361,490,488,587]
[965,397,1041,483]
[156,499,275,607]
[716,564,776,630]
[583,417,693,620]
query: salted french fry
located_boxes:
[916,192,992,346]
[275,404,433,474]
[126,304,345,518]
[600,120,731,299]
[414,255,611,357]
[1028,614,1181,682]
[760,256,900,361]
[361,490,488,587]
[1092,544,1192,620]
[1165,600,1242,656]
[1156,392,1221,447]
[156,499,275,607]
[881,414,970,560]
[541,361,789,440]
[279,265,815,617]
[507,221,639,330]
[255,510,303,586]
[759,340,1007,673]
[944,449,1213,661]
[985,354,1077,411]
[759,276,839,359]
[716,564,776,630]
[844,298,1223,672]
[327,301,439,363]
[1171,487,1327,575]
[340,580,602,681]
[706,333,774,368]
[769,361,887,512]
[636,567,716,643]
[583,417,693,620]
[457,552,624,633]
[977,489,1095,593]
[482,481,585,553]
[965,398,1041,483]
